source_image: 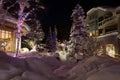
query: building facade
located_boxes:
[0,10,30,53]
[86,6,120,57]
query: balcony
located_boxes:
[98,16,116,29]
[98,31,118,38]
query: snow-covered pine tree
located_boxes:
[23,20,45,52]
[68,4,96,60]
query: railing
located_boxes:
[98,31,118,38]
[98,16,116,29]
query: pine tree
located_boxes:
[46,26,57,54]
[68,4,96,60]
[22,20,45,52]
[52,26,57,52]
[46,27,52,52]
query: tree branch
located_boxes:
[6,1,17,11]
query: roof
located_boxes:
[116,6,120,13]
[5,17,30,31]
[87,7,107,15]
[0,8,30,32]
[87,6,116,15]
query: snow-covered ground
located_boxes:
[1,51,120,80]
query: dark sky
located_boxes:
[40,0,120,41]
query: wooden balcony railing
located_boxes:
[98,16,116,29]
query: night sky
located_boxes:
[39,0,120,41]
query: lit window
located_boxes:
[96,30,99,36]
[2,30,5,38]
[89,32,92,36]
[92,31,95,37]
[0,29,1,38]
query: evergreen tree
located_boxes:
[52,26,57,52]
[68,4,96,60]
[46,26,57,54]
[46,27,52,52]
[22,20,45,52]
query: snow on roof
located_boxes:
[87,6,116,15]
[116,6,120,12]
[0,8,30,31]
[87,7,107,15]
[5,17,30,31]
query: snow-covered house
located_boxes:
[0,8,30,53]
[86,6,120,57]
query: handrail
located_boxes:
[98,16,116,27]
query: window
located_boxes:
[89,31,96,37]
[1,30,4,38]
[96,30,99,36]
[99,29,103,35]
[0,30,1,38]
[0,29,12,39]
[89,32,92,36]
[92,31,96,37]
[0,28,13,52]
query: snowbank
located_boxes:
[1,51,120,80]
[67,55,120,80]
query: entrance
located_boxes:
[106,44,116,57]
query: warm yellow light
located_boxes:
[89,32,92,36]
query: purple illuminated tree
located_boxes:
[0,0,44,57]
[68,4,96,60]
